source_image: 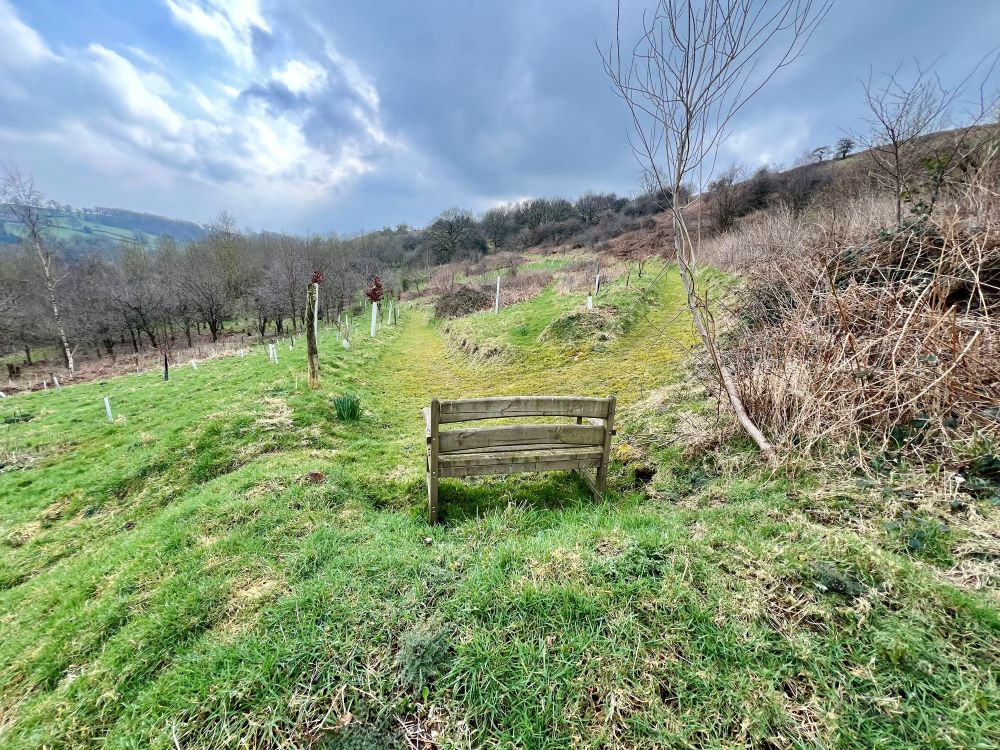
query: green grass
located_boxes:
[441,264,661,365]
[0,272,997,749]
[2,218,158,247]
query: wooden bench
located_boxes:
[422,396,616,523]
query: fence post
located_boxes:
[307,282,320,389]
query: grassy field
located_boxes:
[1,270,997,749]
[1,218,158,248]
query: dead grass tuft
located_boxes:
[255,398,293,432]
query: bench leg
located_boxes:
[427,457,439,524]
[574,468,602,502]
[595,461,608,496]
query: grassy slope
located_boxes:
[1,217,158,247]
[0,271,997,749]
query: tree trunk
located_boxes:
[208,320,220,342]
[35,240,74,373]
[24,346,32,365]
[670,203,777,465]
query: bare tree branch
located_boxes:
[603,0,832,464]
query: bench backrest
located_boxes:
[431,396,614,455]
[437,396,612,423]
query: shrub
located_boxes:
[333,393,362,421]
[433,286,491,318]
[719,178,1000,468]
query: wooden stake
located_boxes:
[306,282,320,389]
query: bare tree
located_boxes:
[604,0,831,464]
[427,208,481,263]
[575,191,617,224]
[481,206,513,251]
[1,167,76,372]
[707,163,747,231]
[854,55,1000,223]
[855,62,954,223]
[809,145,831,162]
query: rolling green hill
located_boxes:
[0,205,207,257]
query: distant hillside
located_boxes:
[0,204,208,258]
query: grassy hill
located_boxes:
[0,266,997,748]
[0,205,207,256]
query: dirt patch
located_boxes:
[0,331,256,398]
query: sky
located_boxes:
[0,0,997,235]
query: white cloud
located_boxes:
[272,59,326,95]
[0,1,395,206]
[86,45,183,135]
[0,0,55,68]
[722,112,812,169]
[163,0,268,68]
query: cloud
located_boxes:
[721,113,813,170]
[163,0,268,68]
[0,0,396,206]
[273,59,326,95]
[0,0,55,69]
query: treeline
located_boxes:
[0,172,679,367]
[0,213,413,365]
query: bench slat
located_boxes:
[439,424,604,453]
[438,447,603,477]
[438,396,610,423]
[438,442,588,455]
